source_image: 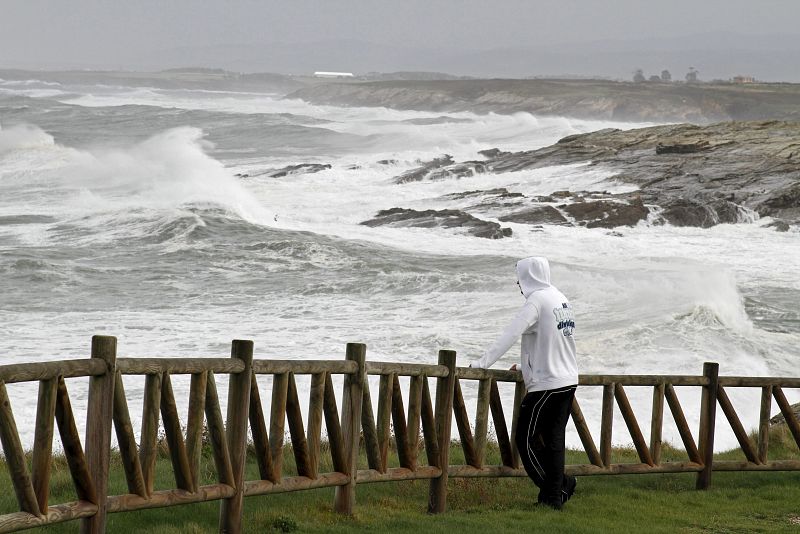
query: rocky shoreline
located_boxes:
[361,121,800,237]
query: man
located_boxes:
[469,256,578,510]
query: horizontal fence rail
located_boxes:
[0,336,798,533]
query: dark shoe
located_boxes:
[563,476,577,503]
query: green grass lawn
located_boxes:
[4,427,800,533]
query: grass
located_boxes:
[2,426,800,533]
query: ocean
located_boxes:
[1,77,798,451]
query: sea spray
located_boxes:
[1,124,273,226]
[0,122,55,153]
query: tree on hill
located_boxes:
[633,68,646,83]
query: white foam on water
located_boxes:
[0,124,273,245]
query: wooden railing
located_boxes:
[0,336,798,533]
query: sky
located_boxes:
[1,0,799,79]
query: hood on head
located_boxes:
[516,256,551,297]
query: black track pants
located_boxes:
[515,385,577,506]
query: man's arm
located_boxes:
[470,302,539,369]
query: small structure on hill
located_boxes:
[685,67,700,83]
[732,75,756,84]
[314,71,354,78]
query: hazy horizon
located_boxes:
[2,1,800,80]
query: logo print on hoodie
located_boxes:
[553,303,575,337]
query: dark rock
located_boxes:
[709,199,746,224]
[266,163,332,178]
[557,128,621,144]
[437,188,526,212]
[561,197,649,228]
[765,183,800,209]
[499,206,570,226]
[659,198,717,228]
[655,141,710,154]
[361,208,512,239]
[442,188,524,201]
[478,148,510,158]
[770,402,800,426]
[377,159,398,165]
[394,155,454,183]
[426,161,487,181]
[658,198,747,227]
[767,220,791,232]
[394,154,490,183]
[761,183,800,219]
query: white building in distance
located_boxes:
[313,71,354,78]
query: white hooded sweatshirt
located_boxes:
[470,257,578,392]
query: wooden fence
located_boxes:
[0,336,798,533]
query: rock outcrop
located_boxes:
[360,208,512,239]
[770,402,800,426]
[236,163,332,179]
[390,121,800,230]
[394,155,488,183]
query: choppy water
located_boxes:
[1,77,798,451]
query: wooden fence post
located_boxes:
[80,335,117,534]
[219,340,254,534]
[696,362,719,490]
[334,343,366,514]
[428,350,456,514]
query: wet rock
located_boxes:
[657,198,747,227]
[467,121,800,228]
[655,141,710,154]
[267,163,332,178]
[766,220,791,232]
[394,155,454,183]
[377,159,397,165]
[361,208,512,239]
[238,163,333,179]
[394,154,490,183]
[659,198,717,227]
[478,148,511,158]
[426,161,487,181]
[763,183,800,210]
[709,199,747,224]
[443,188,524,201]
[760,183,800,223]
[499,206,570,226]
[561,197,649,228]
